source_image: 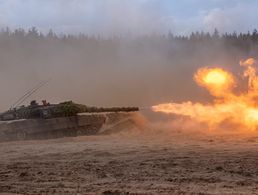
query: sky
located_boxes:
[0,0,257,35]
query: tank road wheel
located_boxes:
[16,131,27,140]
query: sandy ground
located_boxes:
[0,126,258,194]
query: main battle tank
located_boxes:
[0,100,140,142]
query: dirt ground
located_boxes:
[0,125,258,194]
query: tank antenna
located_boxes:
[10,79,51,110]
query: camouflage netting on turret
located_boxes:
[57,101,87,116]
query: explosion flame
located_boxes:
[152,58,258,131]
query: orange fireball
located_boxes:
[194,67,235,97]
[152,58,258,131]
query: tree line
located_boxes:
[0,27,258,56]
[0,27,258,42]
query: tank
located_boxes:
[0,100,140,142]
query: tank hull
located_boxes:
[0,112,139,142]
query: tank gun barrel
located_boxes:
[79,106,139,113]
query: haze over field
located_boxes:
[1,30,258,111]
[0,0,258,110]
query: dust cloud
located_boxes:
[0,29,256,113]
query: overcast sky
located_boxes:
[0,0,257,35]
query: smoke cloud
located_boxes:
[0,31,256,112]
[0,0,258,115]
